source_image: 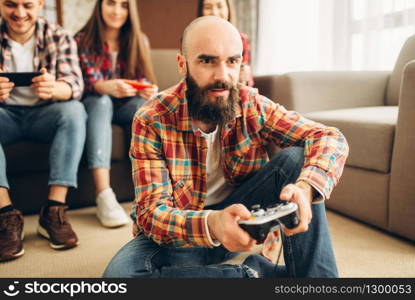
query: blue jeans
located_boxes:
[0,101,87,188]
[103,147,339,278]
[82,95,145,169]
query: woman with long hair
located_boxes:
[75,0,158,228]
[197,0,254,86]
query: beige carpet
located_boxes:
[0,203,414,278]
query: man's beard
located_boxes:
[186,74,239,126]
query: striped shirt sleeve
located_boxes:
[55,31,84,100]
[259,96,349,199]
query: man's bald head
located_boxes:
[181,16,242,58]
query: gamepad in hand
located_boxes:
[238,202,299,243]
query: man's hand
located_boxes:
[0,68,14,102]
[207,204,256,252]
[261,230,280,263]
[138,84,158,100]
[279,182,314,236]
[31,68,56,100]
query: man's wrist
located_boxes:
[207,210,218,240]
[205,210,221,247]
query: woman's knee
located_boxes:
[83,95,113,116]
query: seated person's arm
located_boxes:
[31,68,74,101]
[0,69,14,102]
[259,95,349,201]
[239,32,254,86]
[94,79,137,98]
[44,33,84,101]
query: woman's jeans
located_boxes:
[0,101,87,188]
[103,147,339,278]
[82,95,145,169]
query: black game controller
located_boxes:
[238,202,300,243]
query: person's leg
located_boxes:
[0,105,24,194]
[112,96,145,127]
[26,101,87,189]
[103,234,262,278]
[0,105,25,261]
[25,101,86,249]
[210,147,338,277]
[83,95,129,227]
[83,95,113,193]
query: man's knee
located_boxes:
[103,255,155,278]
[269,146,304,181]
[55,101,87,126]
[103,236,160,278]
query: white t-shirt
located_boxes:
[5,36,38,106]
[199,126,235,206]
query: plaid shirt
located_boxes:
[0,17,83,100]
[130,80,349,248]
[74,32,148,95]
[240,32,250,65]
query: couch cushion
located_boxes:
[304,106,398,173]
[5,124,128,175]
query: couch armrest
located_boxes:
[389,59,415,240]
[254,71,390,113]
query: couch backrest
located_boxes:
[151,48,182,91]
[387,34,415,106]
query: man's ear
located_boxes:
[177,53,187,77]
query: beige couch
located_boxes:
[255,35,415,242]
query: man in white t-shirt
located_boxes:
[0,0,86,262]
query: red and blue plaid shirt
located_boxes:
[130,80,349,247]
[74,32,148,95]
[0,17,83,100]
[240,32,254,87]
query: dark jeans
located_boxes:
[103,147,338,278]
[0,101,86,188]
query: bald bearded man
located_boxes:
[104,16,348,278]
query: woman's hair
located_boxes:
[77,0,156,83]
[197,0,236,24]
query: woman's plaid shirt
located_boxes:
[130,80,349,248]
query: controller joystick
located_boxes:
[238,202,299,243]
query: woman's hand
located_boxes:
[95,79,137,98]
[0,69,14,102]
[138,84,158,100]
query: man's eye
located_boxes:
[201,58,213,64]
